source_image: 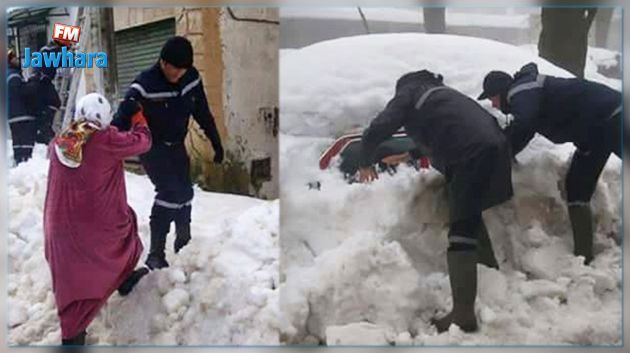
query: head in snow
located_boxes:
[74,93,112,129]
[477,71,513,114]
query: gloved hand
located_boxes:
[119,99,141,122]
[213,144,224,164]
[131,106,147,127]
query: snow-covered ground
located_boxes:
[7,146,280,345]
[279,33,622,345]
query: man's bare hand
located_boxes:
[381,152,411,166]
[358,166,379,183]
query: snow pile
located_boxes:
[519,44,622,87]
[8,145,280,345]
[279,34,621,345]
[587,47,621,71]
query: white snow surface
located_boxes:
[8,145,280,345]
[279,34,621,345]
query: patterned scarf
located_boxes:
[54,119,100,168]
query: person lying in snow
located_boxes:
[358,70,514,333]
[478,62,622,265]
[44,93,152,346]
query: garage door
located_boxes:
[115,18,175,97]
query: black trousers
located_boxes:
[448,215,482,252]
[36,107,56,145]
[566,113,621,204]
[444,143,513,222]
[140,143,194,238]
[9,118,37,165]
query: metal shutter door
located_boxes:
[114,18,175,97]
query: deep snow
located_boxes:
[8,145,280,345]
[279,33,622,345]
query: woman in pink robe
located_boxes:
[44,93,151,345]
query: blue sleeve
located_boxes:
[191,77,222,152]
[8,75,23,98]
[359,90,412,167]
[42,78,61,108]
[507,90,540,156]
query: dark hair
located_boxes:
[160,36,194,69]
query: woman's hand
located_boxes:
[358,166,379,183]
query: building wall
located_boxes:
[178,8,235,195]
[219,8,279,199]
[113,7,177,31]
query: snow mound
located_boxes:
[8,145,280,345]
[279,33,621,345]
[280,33,619,138]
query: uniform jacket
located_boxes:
[112,63,222,151]
[506,62,621,155]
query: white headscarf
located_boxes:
[54,93,112,168]
[73,92,112,129]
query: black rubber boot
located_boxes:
[569,204,594,265]
[432,250,479,333]
[476,221,499,270]
[61,331,86,346]
[145,250,169,270]
[174,205,192,254]
[145,230,169,270]
[174,223,191,254]
[118,267,150,296]
[145,206,171,270]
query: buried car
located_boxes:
[319,130,430,182]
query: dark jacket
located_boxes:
[506,62,621,155]
[360,70,507,173]
[25,70,61,116]
[112,63,222,152]
[360,70,513,220]
[34,43,61,80]
[7,67,32,120]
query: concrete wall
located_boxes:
[220,8,279,199]
[113,7,177,31]
[178,8,234,196]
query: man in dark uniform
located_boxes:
[358,70,514,333]
[113,36,224,270]
[29,41,62,144]
[478,62,622,265]
[7,48,37,165]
